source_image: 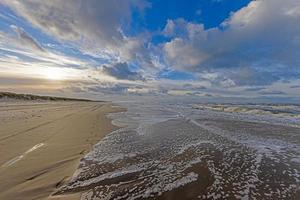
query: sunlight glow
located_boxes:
[38,67,81,81]
[42,67,66,80]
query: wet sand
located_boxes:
[54,101,300,199]
[0,101,124,200]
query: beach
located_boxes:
[0,101,123,200]
[1,99,300,200]
[55,100,300,199]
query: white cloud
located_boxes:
[163,0,300,86]
[1,0,150,62]
[2,0,143,45]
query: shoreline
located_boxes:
[0,101,125,200]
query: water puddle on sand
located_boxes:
[2,143,44,167]
[56,101,300,199]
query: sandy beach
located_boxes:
[0,101,123,200]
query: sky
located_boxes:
[0,0,300,102]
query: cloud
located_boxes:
[290,85,300,89]
[1,0,149,59]
[0,30,92,84]
[10,25,45,52]
[244,86,266,92]
[0,24,95,72]
[100,62,145,81]
[163,0,300,86]
[0,43,88,71]
[182,83,206,90]
[1,0,299,100]
[66,81,150,96]
[0,76,52,86]
[87,84,128,94]
[258,91,287,95]
[127,86,158,95]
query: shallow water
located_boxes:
[57,100,300,199]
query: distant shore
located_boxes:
[0,91,97,102]
[0,100,125,200]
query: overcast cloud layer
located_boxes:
[0,0,300,100]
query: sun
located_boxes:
[34,66,82,81]
[41,67,67,80]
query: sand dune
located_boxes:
[0,92,93,102]
[0,101,124,200]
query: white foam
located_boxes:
[164,172,198,191]
[60,101,300,199]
